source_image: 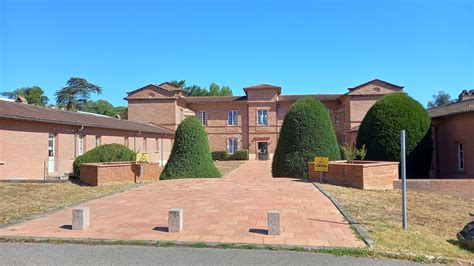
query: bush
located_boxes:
[212,149,249,161]
[229,149,249,160]
[73,144,136,178]
[160,117,220,179]
[356,92,433,178]
[272,97,341,178]
[212,151,229,161]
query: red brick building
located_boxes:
[127,79,403,160]
[429,90,474,179]
[0,100,174,180]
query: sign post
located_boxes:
[401,130,407,230]
[136,153,151,182]
[314,156,329,183]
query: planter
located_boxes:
[80,162,161,186]
[308,160,399,190]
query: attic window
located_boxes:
[373,87,381,92]
[148,93,156,98]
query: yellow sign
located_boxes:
[136,153,151,164]
[314,157,329,172]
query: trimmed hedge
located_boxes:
[356,92,433,178]
[73,144,136,178]
[160,117,220,179]
[212,150,249,161]
[272,97,341,178]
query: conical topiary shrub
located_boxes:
[160,116,220,179]
[272,97,340,178]
[356,92,433,178]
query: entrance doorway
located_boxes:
[48,133,56,173]
[257,142,268,160]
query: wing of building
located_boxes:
[125,79,403,160]
[0,100,174,180]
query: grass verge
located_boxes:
[320,184,474,260]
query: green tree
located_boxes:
[356,92,433,178]
[427,91,455,108]
[272,97,341,178]
[83,100,128,119]
[160,116,220,179]
[55,77,102,110]
[170,80,233,96]
[0,86,49,106]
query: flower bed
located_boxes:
[80,162,160,186]
[308,160,399,190]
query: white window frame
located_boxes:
[228,110,238,126]
[143,138,147,152]
[77,133,84,156]
[458,142,464,171]
[227,138,238,155]
[257,110,268,126]
[198,111,207,126]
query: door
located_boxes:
[258,142,268,160]
[48,133,55,173]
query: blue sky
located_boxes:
[1,0,473,107]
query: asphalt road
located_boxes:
[0,243,422,265]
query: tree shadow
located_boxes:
[60,225,72,230]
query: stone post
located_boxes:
[72,207,90,230]
[267,210,281,235]
[168,208,183,233]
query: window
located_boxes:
[335,115,340,125]
[180,108,184,122]
[228,110,238,126]
[143,138,147,152]
[124,137,129,148]
[95,136,101,147]
[48,133,55,157]
[257,110,268,126]
[77,134,84,156]
[458,143,464,171]
[227,138,238,154]
[156,138,160,152]
[198,111,207,126]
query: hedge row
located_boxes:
[212,150,249,161]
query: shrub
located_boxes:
[160,117,220,179]
[272,97,341,178]
[356,92,433,178]
[73,143,136,178]
[212,151,229,161]
[340,144,367,162]
[229,149,249,160]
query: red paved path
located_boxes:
[0,161,364,247]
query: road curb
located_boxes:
[312,183,375,248]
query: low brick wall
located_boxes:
[80,162,160,186]
[393,179,474,198]
[308,160,399,190]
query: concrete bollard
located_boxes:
[72,207,90,230]
[168,208,183,233]
[267,210,281,235]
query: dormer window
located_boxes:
[149,93,156,98]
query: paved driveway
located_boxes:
[0,161,364,248]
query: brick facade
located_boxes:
[80,162,161,186]
[126,80,403,160]
[0,102,174,180]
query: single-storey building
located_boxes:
[0,100,174,180]
[126,79,403,160]
[429,90,473,179]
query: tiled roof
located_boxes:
[158,82,183,91]
[243,84,282,95]
[184,96,247,103]
[279,94,342,101]
[348,79,404,92]
[0,101,174,136]
[428,99,474,118]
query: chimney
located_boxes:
[458,90,474,102]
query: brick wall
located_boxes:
[393,179,474,198]
[80,162,161,186]
[308,161,399,190]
